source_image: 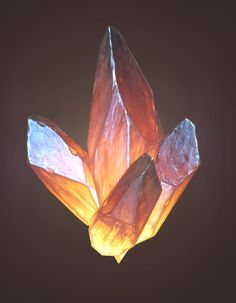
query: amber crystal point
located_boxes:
[89,154,162,256]
[27,116,98,225]
[87,26,160,203]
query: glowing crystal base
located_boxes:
[27,26,200,263]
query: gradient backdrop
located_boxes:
[1,1,235,302]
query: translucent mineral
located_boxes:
[87,26,160,203]
[27,117,98,225]
[89,154,161,256]
[27,26,200,263]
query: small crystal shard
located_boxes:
[138,119,200,243]
[89,154,162,256]
[27,117,98,225]
[87,26,160,204]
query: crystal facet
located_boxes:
[27,26,200,263]
[157,119,200,187]
[89,154,161,256]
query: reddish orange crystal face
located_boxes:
[89,154,162,256]
[87,27,160,203]
[27,26,200,263]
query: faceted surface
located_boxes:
[157,119,200,187]
[87,26,160,204]
[89,154,162,256]
[115,119,200,261]
[138,119,200,243]
[27,117,98,225]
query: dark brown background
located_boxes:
[1,1,235,302]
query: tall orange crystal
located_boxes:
[27,26,200,263]
[87,27,160,204]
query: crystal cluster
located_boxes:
[27,26,200,263]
